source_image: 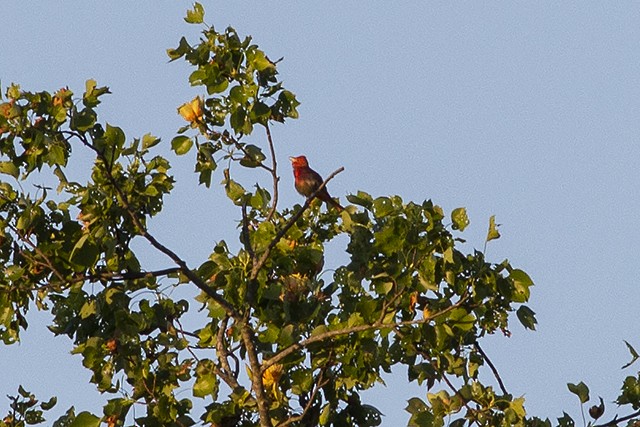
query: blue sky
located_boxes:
[3,2,640,424]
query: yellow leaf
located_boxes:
[178,96,204,123]
[262,363,284,389]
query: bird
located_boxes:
[289,155,343,211]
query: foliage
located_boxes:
[1,3,639,427]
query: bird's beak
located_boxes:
[288,156,295,162]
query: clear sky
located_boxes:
[3,2,640,424]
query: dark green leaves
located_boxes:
[2,387,60,426]
[617,375,640,409]
[516,305,537,330]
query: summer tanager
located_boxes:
[289,155,343,211]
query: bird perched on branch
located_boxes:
[289,155,343,211]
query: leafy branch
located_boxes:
[262,294,467,372]
[62,129,240,319]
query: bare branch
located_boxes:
[264,123,279,222]
[241,200,255,260]
[473,342,508,395]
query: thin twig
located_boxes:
[81,267,182,283]
[250,167,344,280]
[241,200,255,260]
[593,410,640,427]
[216,317,241,389]
[440,371,475,414]
[264,123,279,222]
[7,223,67,283]
[473,342,508,395]
[277,369,329,427]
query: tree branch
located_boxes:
[241,200,255,260]
[216,316,241,390]
[81,267,182,284]
[277,368,329,427]
[264,123,279,223]
[473,342,508,395]
[250,167,344,280]
[241,324,272,427]
[63,130,240,320]
[593,410,640,427]
[263,295,466,372]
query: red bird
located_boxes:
[289,155,343,211]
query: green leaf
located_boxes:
[224,178,246,204]
[510,269,534,302]
[622,340,639,369]
[185,2,205,24]
[142,133,161,150]
[47,141,66,166]
[557,412,575,427]
[102,124,125,152]
[0,161,19,178]
[372,197,394,218]
[617,376,640,407]
[346,191,373,209]
[451,207,469,231]
[171,135,193,155]
[69,411,101,427]
[70,234,99,268]
[249,101,271,124]
[71,108,97,132]
[18,385,30,397]
[486,215,501,242]
[448,308,475,332]
[319,403,331,426]
[79,300,97,319]
[516,305,537,330]
[239,144,266,168]
[83,79,110,107]
[405,397,428,415]
[167,37,192,61]
[567,381,590,404]
[194,360,218,398]
[41,396,57,410]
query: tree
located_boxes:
[1,4,639,427]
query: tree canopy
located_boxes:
[1,4,640,427]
